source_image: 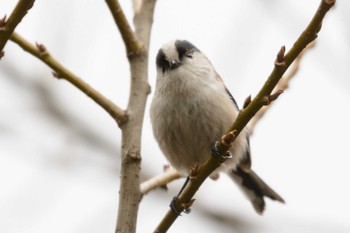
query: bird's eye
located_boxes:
[184,50,193,58]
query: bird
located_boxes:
[150,39,284,214]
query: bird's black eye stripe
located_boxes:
[156,49,170,73]
[175,40,199,61]
[185,50,193,58]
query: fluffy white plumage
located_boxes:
[151,40,248,175]
[150,40,284,214]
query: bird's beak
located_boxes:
[170,59,181,70]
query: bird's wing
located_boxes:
[215,73,239,110]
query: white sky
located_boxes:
[1,1,349,233]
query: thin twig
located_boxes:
[105,0,144,58]
[10,32,128,126]
[0,0,35,57]
[248,41,316,133]
[141,167,182,195]
[154,1,335,232]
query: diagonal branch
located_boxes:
[139,42,317,196]
[154,0,335,232]
[0,0,35,58]
[10,32,128,127]
[248,41,316,133]
[105,0,144,57]
[141,167,182,195]
[226,1,334,139]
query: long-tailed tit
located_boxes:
[150,40,284,214]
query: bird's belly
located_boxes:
[155,96,239,174]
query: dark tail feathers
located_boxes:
[229,166,285,214]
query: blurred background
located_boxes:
[1,0,349,232]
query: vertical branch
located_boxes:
[0,0,35,57]
[106,1,156,233]
[132,0,156,50]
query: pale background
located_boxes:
[1,1,349,233]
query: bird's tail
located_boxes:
[228,166,285,214]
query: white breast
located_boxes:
[150,54,248,175]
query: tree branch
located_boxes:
[141,167,182,195]
[105,0,144,57]
[0,0,35,58]
[107,1,157,233]
[10,32,128,126]
[154,0,335,232]
[248,41,316,133]
[132,0,156,50]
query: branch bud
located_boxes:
[269,89,284,102]
[262,90,284,106]
[221,130,237,146]
[190,162,199,179]
[52,71,61,79]
[35,42,48,55]
[182,198,195,212]
[243,95,252,109]
[275,46,286,67]
[262,96,270,106]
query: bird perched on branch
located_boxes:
[150,40,284,214]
